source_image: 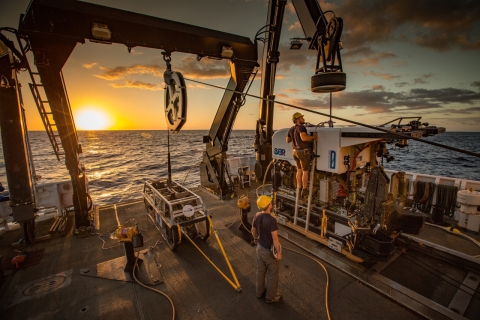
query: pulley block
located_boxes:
[164,70,187,133]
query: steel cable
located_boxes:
[183,77,480,159]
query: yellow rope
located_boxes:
[282,245,331,320]
[181,224,241,291]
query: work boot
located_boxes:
[266,294,282,304]
[302,188,309,197]
[256,290,266,299]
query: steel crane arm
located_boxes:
[255,0,345,180]
[16,0,259,221]
[290,0,328,50]
[19,0,257,61]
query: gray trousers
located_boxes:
[256,245,279,300]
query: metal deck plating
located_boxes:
[1,181,479,319]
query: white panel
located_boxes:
[335,222,351,237]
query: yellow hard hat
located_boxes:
[256,195,272,210]
[292,112,304,122]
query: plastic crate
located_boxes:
[357,231,395,256]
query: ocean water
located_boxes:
[1,131,479,206]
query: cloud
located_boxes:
[288,21,302,32]
[440,107,480,114]
[413,73,434,85]
[343,87,480,113]
[96,64,164,80]
[285,1,296,14]
[413,78,427,85]
[274,86,480,116]
[111,80,163,91]
[282,88,302,94]
[83,62,97,69]
[343,47,397,66]
[472,81,480,91]
[275,93,290,99]
[446,116,480,126]
[328,0,480,52]
[371,85,385,91]
[276,43,315,72]
[187,83,209,89]
[415,33,480,52]
[364,71,402,80]
[130,49,143,55]
[342,46,376,59]
[395,82,410,88]
[408,87,480,104]
[177,56,229,79]
[95,56,230,83]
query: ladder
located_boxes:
[16,35,66,161]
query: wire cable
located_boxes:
[183,77,480,159]
[424,222,480,249]
[282,245,331,320]
[183,161,202,184]
[96,232,122,250]
[134,251,175,320]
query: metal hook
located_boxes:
[162,51,172,71]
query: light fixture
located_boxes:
[290,38,303,50]
[91,23,112,41]
[220,46,234,59]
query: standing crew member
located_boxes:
[251,195,282,303]
[286,112,317,197]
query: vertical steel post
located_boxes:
[255,0,287,180]
[28,39,91,230]
[0,42,36,244]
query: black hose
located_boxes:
[413,181,436,213]
[435,184,458,217]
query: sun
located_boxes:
[74,108,112,130]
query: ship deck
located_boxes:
[1,181,479,320]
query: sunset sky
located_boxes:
[1,0,479,131]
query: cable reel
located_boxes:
[163,52,187,133]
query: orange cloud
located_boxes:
[364,71,401,80]
[96,64,164,80]
[83,62,97,69]
[111,80,163,91]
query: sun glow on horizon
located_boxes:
[74,108,113,130]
